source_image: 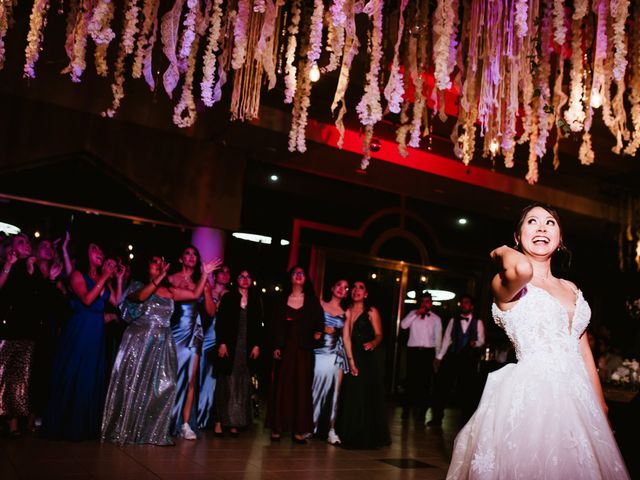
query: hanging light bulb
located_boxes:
[590,89,603,109]
[489,139,500,156]
[309,64,320,82]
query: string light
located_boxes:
[309,64,320,82]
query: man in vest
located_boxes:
[428,294,484,427]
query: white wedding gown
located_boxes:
[447,284,629,480]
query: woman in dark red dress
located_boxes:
[267,265,324,443]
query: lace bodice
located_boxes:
[492,283,591,362]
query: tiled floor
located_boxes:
[0,409,459,480]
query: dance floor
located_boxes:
[0,408,459,480]
[2,404,637,479]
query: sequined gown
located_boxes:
[170,300,203,435]
[312,311,346,436]
[101,282,177,445]
[44,274,109,441]
[336,310,390,449]
[197,312,216,429]
[447,284,629,479]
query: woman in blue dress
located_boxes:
[101,255,218,445]
[44,242,124,441]
[168,245,217,439]
[313,278,349,444]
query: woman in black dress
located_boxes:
[336,280,391,449]
[267,265,324,443]
[213,269,263,437]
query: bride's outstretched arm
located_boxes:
[490,245,533,307]
[579,332,609,418]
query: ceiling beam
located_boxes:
[251,107,619,223]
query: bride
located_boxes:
[446,203,629,479]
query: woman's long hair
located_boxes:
[170,244,202,283]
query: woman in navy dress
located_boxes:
[44,242,124,441]
[313,278,348,444]
[336,280,390,449]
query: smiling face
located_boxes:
[350,281,368,302]
[516,206,562,258]
[331,279,349,300]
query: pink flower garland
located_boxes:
[355,0,383,126]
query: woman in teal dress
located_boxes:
[313,279,349,444]
[168,245,217,439]
[44,243,124,441]
[101,255,218,445]
[336,280,390,449]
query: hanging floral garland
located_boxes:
[3,0,640,184]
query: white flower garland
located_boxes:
[433,0,458,91]
[231,0,251,69]
[0,0,19,70]
[178,0,198,72]
[284,0,301,104]
[132,0,159,80]
[552,0,566,45]
[624,14,640,156]
[103,0,140,117]
[201,0,224,106]
[307,0,324,65]
[383,0,408,114]
[253,0,266,13]
[324,0,346,73]
[24,0,50,79]
[514,0,528,38]
[61,0,92,83]
[564,19,585,132]
[355,0,383,126]
[173,35,200,128]
[534,1,553,159]
[255,0,278,89]
[610,0,630,83]
[87,0,116,77]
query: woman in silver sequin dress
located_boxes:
[101,256,219,446]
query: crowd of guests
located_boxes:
[0,231,390,449]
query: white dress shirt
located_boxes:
[400,309,443,350]
[436,314,485,360]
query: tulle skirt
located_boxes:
[447,353,629,480]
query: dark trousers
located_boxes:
[403,347,436,417]
[431,349,480,424]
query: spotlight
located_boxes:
[420,275,427,283]
[129,253,134,260]
[458,218,468,225]
[371,273,377,280]
[128,244,134,251]
[34,231,40,238]
[270,174,279,182]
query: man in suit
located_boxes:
[429,294,484,427]
[400,292,442,422]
